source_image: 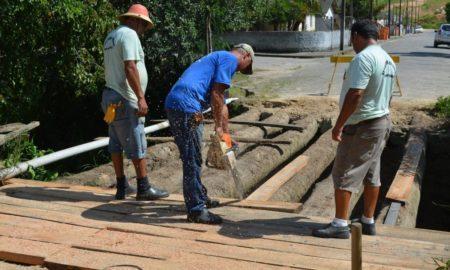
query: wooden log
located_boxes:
[380,113,432,228]
[56,109,262,187]
[300,175,363,218]
[0,121,40,146]
[147,136,292,145]
[270,129,339,202]
[246,155,309,201]
[201,116,319,198]
[147,111,291,194]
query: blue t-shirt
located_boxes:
[165,51,238,113]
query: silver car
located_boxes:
[434,24,450,47]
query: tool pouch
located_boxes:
[103,102,122,124]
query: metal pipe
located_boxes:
[0,98,239,181]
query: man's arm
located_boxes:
[211,83,229,138]
[332,89,364,142]
[124,60,148,116]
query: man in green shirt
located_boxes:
[313,19,396,239]
[101,4,169,201]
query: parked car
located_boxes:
[434,24,450,47]
[415,25,424,33]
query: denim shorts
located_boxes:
[101,88,147,160]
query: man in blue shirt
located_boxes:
[165,44,254,224]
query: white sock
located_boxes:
[361,215,375,224]
[332,218,348,227]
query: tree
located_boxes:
[446,2,450,23]
[0,0,117,149]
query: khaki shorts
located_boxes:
[332,115,392,193]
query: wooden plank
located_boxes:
[0,236,62,266]
[2,181,450,250]
[227,199,302,213]
[246,155,309,201]
[386,128,427,203]
[2,183,450,250]
[0,123,26,133]
[196,232,434,269]
[0,192,447,264]
[330,55,400,63]
[2,180,300,213]
[2,184,450,249]
[0,121,40,146]
[44,248,176,270]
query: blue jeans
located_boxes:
[167,110,206,213]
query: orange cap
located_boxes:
[118,4,154,30]
[221,133,232,148]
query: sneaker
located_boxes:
[206,197,220,208]
[352,219,376,236]
[187,209,223,224]
[312,223,350,239]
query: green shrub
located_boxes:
[419,14,445,29]
[0,0,117,150]
[435,96,450,118]
[1,135,58,181]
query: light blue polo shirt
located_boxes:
[340,45,397,125]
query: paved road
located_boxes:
[242,30,449,100]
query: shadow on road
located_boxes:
[390,50,450,58]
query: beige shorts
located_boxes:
[332,114,392,193]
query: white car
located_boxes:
[434,24,450,47]
[415,25,424,33]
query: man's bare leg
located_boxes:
[132,158,147,179]
[363,185,380,218]
[111,153,125,178]
[335,188,352,220]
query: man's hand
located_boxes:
[137,97,148,116]
[332,125,343,142]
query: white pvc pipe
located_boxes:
[0,98,238,180]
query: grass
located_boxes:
[434,96,450,118]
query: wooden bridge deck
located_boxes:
[0,179,448,270]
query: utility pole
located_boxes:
[399,0,402,35]
[388,0,392,37]
[416,0,420,27]
[406,0,409,33]
[340,0,346,51]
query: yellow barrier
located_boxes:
[330,55,400,63]
[327,54,402,96]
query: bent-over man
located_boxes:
[164,44,254,224]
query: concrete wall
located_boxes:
[222,30,350,53]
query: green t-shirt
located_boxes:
[340,45,397,125]
[104,25,148,105]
